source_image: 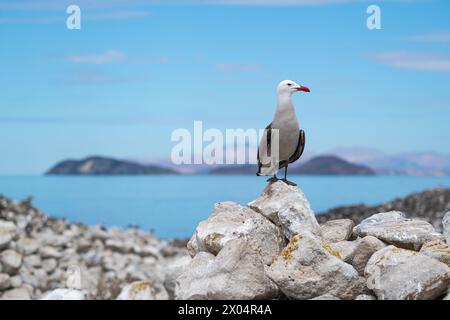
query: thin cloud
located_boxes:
[63,68,151,85]
[65,50,127,65]
[215,63,264,73]
[406,32,450,43]
[372,51,450,73]
[63,50,170,65]
[203,0,361,5]
[0,0,416,11]
[0,10,151,24]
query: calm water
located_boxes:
[1,175,450,239]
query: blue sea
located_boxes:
[1,175,450,239]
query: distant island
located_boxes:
[208,155,375,176]
[46,155,375,176]
[46,156,178,175]
[290,155,375,175]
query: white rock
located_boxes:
[351,236,386,275]
[42,258,58,273]
[0,273,11,290]
[176,239,279,300]
[24,254,42,268]
[353,211,443,250]
[174,252,214,300]
[443,290,450,300]
[105,238,132,254]
[0,220,16,234]
[365,245,450,300]
[320,219,355,243]
[187,201,285,265]
[355,294,376,300]
[248,181,321,239]
[443,212,450,244]
[0,234,12,250]
[9,275,22,288]
[116,280,169,300]
[310,294,340,300]
[16,237,39,255]
[0,220,16,249]
[419,240,450,266]
[39,246,63,259]
[325,241,357,263]
[0,249,22,274]
[164,255,192,299]
[41,288,86,300]
[1,287,31,300]
[267,232,367,300]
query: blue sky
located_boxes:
[1,0,450,174]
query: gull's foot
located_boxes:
[281,179,297,186]
[267,176,279,183]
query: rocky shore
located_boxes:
[316,188,450,231]
[0,195,189,300]
[1,184,450,300]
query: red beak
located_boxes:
[297,86,310,93]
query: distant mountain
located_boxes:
[46,156,178,175]
[329,147,450,176]
[207,155,374,175]
[290,155,375,175]
[208,164,257,175]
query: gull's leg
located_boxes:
[267,174,279,183]
[281,165,297,186]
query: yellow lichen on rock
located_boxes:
[322,242,342,260]
[280,234,302,261]
[129,280,151,296]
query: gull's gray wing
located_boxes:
[288,129,305,164]
[257,122,272,175]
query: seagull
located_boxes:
[257,80,310,186]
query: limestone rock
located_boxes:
[39,246,63,259]
[443,212,450,244]
[0,273,11,290]
[351,236,386,275]
[353,211,443,250]
[0,249,22,274]
[267,232,367,300]
[443,290,450,300]
[0,234,12,250]
[310,294,340,300]
[42,288,86,300]
[365,245,450,300]
[355,294,376,300]
[16,237,39,255]
[163,255,191,300]
[0,220,15,249]
[1,287,31,300]
[187,201,285,265]
[116,280,168,300]
[324,241,357,263]
[320,219,354,243]
[176,239,279,300]
[174,252,214,300]
[419,240,450,266]
[248,181,321,239]
[9,275,22,288]
[42,258,58,273]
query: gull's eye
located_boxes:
[287,83,292,86]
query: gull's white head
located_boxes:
[277,80,310,95]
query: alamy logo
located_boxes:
[367,5,381,30]
[66,5,81,30]
[170,121,280,172]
